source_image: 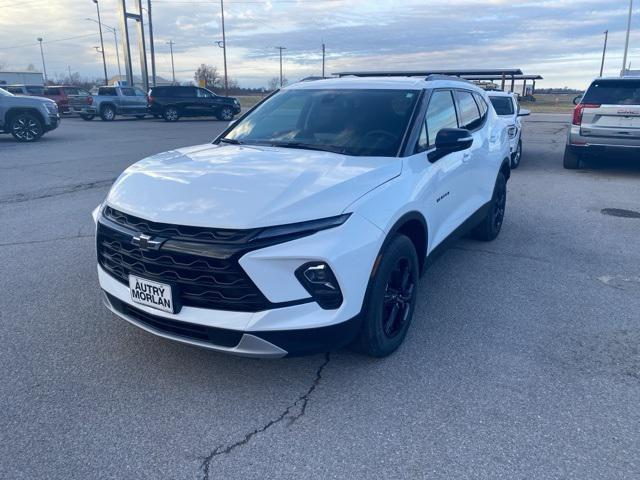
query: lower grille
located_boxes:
[106,292,242,347]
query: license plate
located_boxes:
[129,275,174,313]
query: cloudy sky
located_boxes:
[0,0,638,89]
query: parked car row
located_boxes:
[1,83,242,123]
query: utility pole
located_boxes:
[93,0,109,85]
[68,65,72,81]
[276,46,286,86]
[622,0,634,76]
[220,0,229,96]
[37,37,47,83]
[167,41,176,84]
[600,30,608,77]
[322,43,325,78]
[86,19,122,79]
[147,0,156,87]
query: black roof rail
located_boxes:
[425,74,473,83]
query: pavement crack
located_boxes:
[0,178,116,205]
[0,233,93,247]
[199,352,331,479]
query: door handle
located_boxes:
[462,152,471,163]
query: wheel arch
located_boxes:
[99,102,116,113]
[384,211,429,275]
[5,108,45,127]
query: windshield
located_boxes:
[222,88,420,157]
[0,87,13,97]
[582,80,640,105]
[489,96,514,115]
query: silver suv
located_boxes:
[564,77,640,169]
[0,87,60,142]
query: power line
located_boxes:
[0,33,99,51]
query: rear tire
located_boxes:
[217,106,234,121]
[100,105,116,121]
[563,147,581,169]
[10,112,44,142]
[510,139,522,169]
[471,172,507,242]
[163,107,179,122]
[353,234,419,357]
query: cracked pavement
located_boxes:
[1,114,639,479]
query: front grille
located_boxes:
[97,208,277,312]
[106,292,242,347]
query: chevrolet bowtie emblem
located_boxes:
[132,234,164,250]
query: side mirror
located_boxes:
[518,109,531,117]
[429,128,473,163]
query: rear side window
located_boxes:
[582,80,640,105]
[423,90,459,149]
[26,86,44,95]
[456,90,482,130]
[64,87,80,95]
[45,87,61,95]
[474,93,489,120]
[98,87,117,96]
[489,96,515,115]
[121,88,136,96]
[7,86,23,94]
[175,87,196,98]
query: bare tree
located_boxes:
[267,76,287,91]
[194,64,221,89]
[26,64,37,72]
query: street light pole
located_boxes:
[147,0,156,87]
[37,37,48,83]
[167,40,176,84]
[622,0,634,76]
[600,30,608,77]
[276,46,286,86]
[322,43,325,78]
[220,0,229,96]
[93,0,109,85]
[86,19,122,79]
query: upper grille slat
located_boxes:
[97,207,274,312]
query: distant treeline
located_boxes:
[535,87,583,94]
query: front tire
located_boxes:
[163,107,179,122]
[510,139,522,169]
[100,105,116,121]
[563,146,581,169]
[353,234,419,357]
[217,106,234,121]
[10,112,44,142]
[471,172,507,242]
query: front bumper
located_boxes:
[45,114,61,131]
[96,211,384,357]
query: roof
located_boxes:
[334,69,523,78]
[486,91,516,98]
[286,75,483,91]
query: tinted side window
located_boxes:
[98,87,117,96]
[7,86,22,94]
[121,88,136,96]
[175,87,196,98]
[425,90,459,148]
[582,80,640,105]
[150,87,166,96]
[64,87,80,95]
[474,93,488,120]
[26,86,44,95]
[45,87,61,95]
[456,90,482,130]
[197,88,213,98]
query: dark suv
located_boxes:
[148,86,241,122]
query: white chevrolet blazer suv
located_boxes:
[93,75,511,358]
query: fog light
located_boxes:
[295,262,343,310]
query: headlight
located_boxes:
[251,213,351,242]
[44,102,58,114]
[507,126,518,139]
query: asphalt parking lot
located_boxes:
[1,114,639,479]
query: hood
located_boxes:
[106,143,401,229]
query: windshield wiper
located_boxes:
[268,142,347,155]
[219,137,242,145]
